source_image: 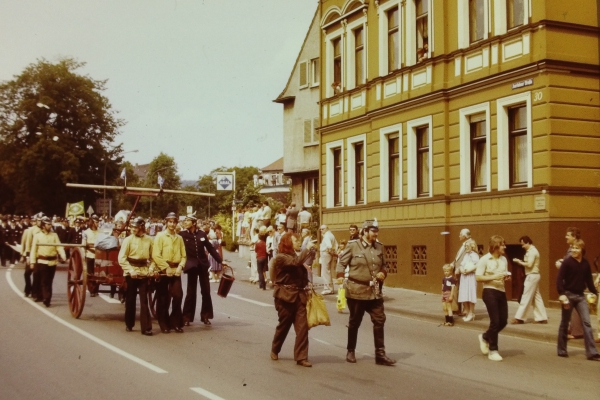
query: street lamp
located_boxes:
[104,149,139,216]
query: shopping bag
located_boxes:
[306,288,331,329]
[336,287,347,312]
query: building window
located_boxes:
[507,0,525,30]
[304,118,319,145]
[469,0,485,43]
[387,6,400,72]
[304,177,318,207]
[354,27,365,86]
[509,105,528,188]
[333,37,342,93]
[416,0,429,62]
[354,142,365,204]
[389,136,400,200]
[299,60,308,88]
[384,245,398,274]
[416,126,430,197]
[412,245,427,275]
[310,58,320,87]
[470,114,487,191]
[333,148,342,206]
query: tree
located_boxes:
[0,58,124,215]
[143,152,181,218]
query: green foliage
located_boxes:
[0,58,124,214]
[142,153,181,218]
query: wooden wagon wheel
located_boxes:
[66,248,87,318]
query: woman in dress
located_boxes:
[458,239,479,321]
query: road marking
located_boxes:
[98,293,122,304]
[190,387,226,399]
[5,266,167,374]
[225,293,273,307]
[312,338,331,346]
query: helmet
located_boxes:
[165,212,177,221]
[40,216,52,225]
[130,217,146,228]
[362,217,379,232]
[90,214,100,221]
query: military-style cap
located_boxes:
[130,216,146,227]
[40,216,52,224]
[184,211,197,221]
[165,212,177,220]
[90,214,100,221]
[362,217,379,232]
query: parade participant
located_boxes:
[152,212,186,333]
[8,216,23,267]
[72,217,84,244]
[319,225,338,295]
[269,232,316,367]
[180,213,223,326]
[556,239,600,360]
[511,236,548,324]
[476,235,510,361]
[337,218,396,366]
[118,217,154,336]
[30,217,66,307]
[82,214,100,296]
[22,213,44,299]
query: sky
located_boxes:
[0,0,319,180]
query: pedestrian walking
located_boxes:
[511,236,548,324]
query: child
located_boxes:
[442,264,457,326]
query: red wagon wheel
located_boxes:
[67,248,87,318]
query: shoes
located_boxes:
[346,351,356,363]
[321,290,333,295]
[142,330,153,336]
[174,327,184,333]
[296,360,312,367]
[161,329,170,334]
[43,300,50,307]
[533,320,548,324]
[24,292,31,298]
[126,327,133,332]
[375,348,396,366]
[270,352,278,360]
[184,321,191,327]
[567,334,583,340]
[109,293,115,299]
[478,334,489,355]
[201,318,212,325]
[34,298,43,303]
[587,354,600,361]
[463,314,475,322]
[557,353,568,358]
[488,351,503,361]
[510,318,524,324]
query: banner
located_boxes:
[67,201,85,216]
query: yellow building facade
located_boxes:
[318,0,600,302]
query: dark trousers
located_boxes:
[257,257,267,289]
[9,247,18,265]
[346,297,387,350]
[125,276,152,332]
[156,276,184,330]
[24,260,33,296]
[86,257,99,294]
[37,263,56,304]
[272,297,309,361]
[32,262,42,301]
[482,288,508,352]
[183,267,213,323]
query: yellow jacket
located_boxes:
[22,225,41,255]
[30,231,66,266]
[118,234,155,277]
[152,230,186,275]
[82,228,99,259]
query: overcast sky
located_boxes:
[0,0,318,180]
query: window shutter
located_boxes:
[304,119,312,143]
[299,61,308,87]
[313,118,320,142]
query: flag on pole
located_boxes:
[120,168,126,180]
[158,174,165,189]
[67,201,85,216]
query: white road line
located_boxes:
[312,338,332,346]
[225,293,273,307]
[98,293,122,304]
[190,387,226,400]
[5,266,167,374]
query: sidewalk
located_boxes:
[223,250,592,348]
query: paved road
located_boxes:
[1,263,598,400]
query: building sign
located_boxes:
[534,195,546,211]
[512,78,533,90]
[216,173,234,191]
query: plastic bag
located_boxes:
[306,289,330,329]
[336,287,347,312]
[94,232,119,250]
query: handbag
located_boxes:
[306,287,331,329]
[336,287,347,312]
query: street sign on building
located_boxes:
[96,199,111,215]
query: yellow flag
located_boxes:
[68,201,85,216]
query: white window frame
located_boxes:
[407,116,433,199]
[325,29,344,98]
[304,177,318,207]
[457,0,490,49]
[459,103,491,194]
[299,59,309,89]
[380,124,403,202]
[346,18,367,90]
[494,0,531,36]
[326,140,345,208]
[405,0,434,66]
[497,92,532,190]
[378,0,402,76]
[310,58,320,87]
[347,134,367,206]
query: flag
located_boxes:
[158,174,165,189]
[67,201,85,216]
[120,168,126,180]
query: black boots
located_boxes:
[375,348,396,366]
[346,350,357,363]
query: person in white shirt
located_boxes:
[511,236,548,324]
[298,207,312,231]
[319,225,338,295]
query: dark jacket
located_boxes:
[557,256,598,296]
[179,228,222,272]
[270,248,314,304]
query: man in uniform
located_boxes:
[72,217,85,244]
[8,216,23,267]
[82,214,100,296]
[30,216,66,307]
[152,212,186,333]
[181,213,223,326]
[118,217,154,336]
[22,213,44,299]
[337,218,396,366]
